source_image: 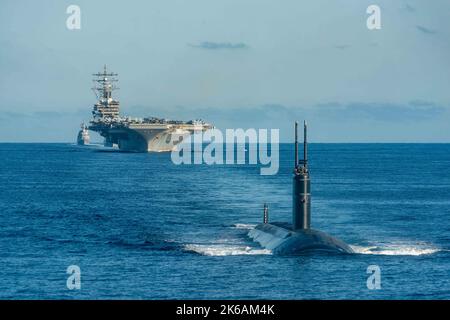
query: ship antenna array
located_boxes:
[91,65,119,100]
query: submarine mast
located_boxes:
[293,121,311,230]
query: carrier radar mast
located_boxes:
[91,65,120,119]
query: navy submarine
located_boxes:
[248,121,354,254]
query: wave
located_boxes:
[350,244,440,256]
[184,244,272,256]
[107,238,181,251]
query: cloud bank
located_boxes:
[1,101,448,142]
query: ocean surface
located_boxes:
[0,143,449,299]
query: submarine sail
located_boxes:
[248,121,354,254]
[293,121,311,230]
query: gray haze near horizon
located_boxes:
[0,0,449,142]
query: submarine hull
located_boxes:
[248,222,354,255]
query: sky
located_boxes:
[0,0,449,142]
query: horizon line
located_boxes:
[1,141,450,145]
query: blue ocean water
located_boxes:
[0,143,449,299]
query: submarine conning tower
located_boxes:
[293,121,311,230]
[249,120,354,254]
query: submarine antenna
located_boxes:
[295,121,299,169]
[293,120,311,230]
[303,120,307,170]
[263,203,269,224]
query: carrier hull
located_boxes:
[89,123,209,152]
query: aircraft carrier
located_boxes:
[87,65,213,152]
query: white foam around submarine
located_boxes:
[350,244,440,256]
[185,244,272,256]
[233,223,257,230]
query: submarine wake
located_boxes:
[184,244,272,256]
[232,223,257,230]
[350,244,441,256]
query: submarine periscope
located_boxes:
[248,121,354,255]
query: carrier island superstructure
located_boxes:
[87,65,213,152]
